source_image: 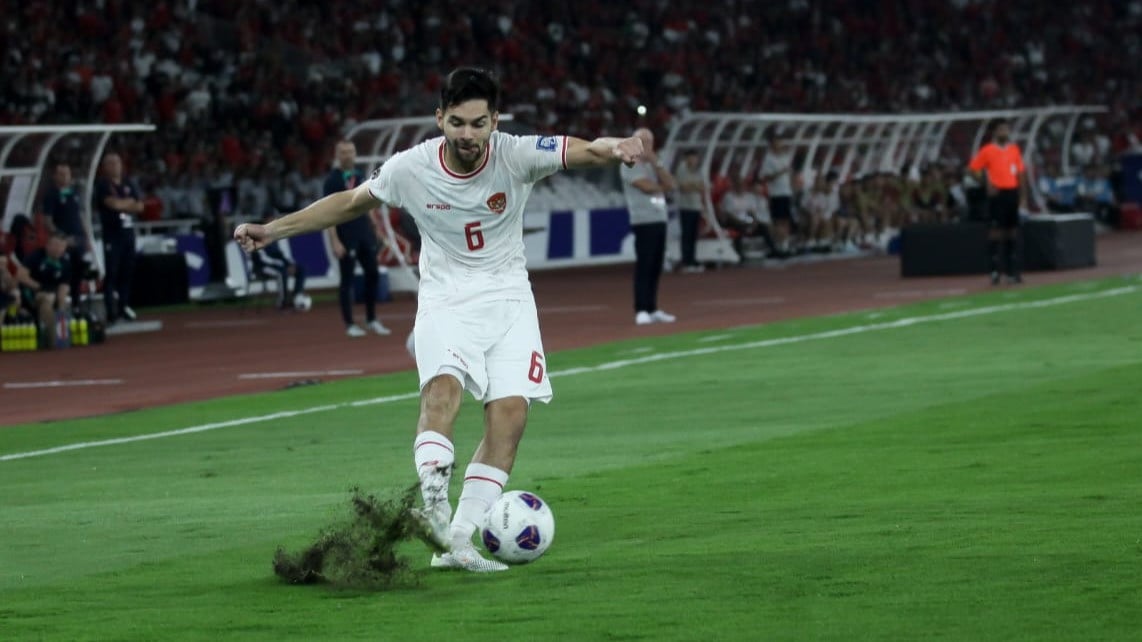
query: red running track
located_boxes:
[2,232,1139,425]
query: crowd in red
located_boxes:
[3,0,1139,219]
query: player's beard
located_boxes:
[447,137,485,172]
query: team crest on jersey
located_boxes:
[486,192,507,214]
[535,136,558,152]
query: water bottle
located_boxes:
[78,317,88,346]
[1,324,10,351]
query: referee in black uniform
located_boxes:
[41,162,87,309]
[324,140,391,337]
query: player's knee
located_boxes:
[419,374,464,425]
[484,397,529,447]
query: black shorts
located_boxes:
[988,188,1020,229]
[769,196,793,223]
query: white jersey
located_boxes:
[367,131,568,310]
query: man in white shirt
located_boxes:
[235,67,644,573]
[673,149,706,272]
[719,174,775,258]
[759,131,796,251]
[621,128,678,326]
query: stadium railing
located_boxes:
[660,106,1108,256]
[0,124,156,277]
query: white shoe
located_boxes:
[292,293,312,311]
[635,311,653,325]
[346,324,367,338]
[681,264,705,274]
[430,544,509,573]
[411,505,451,553]
[121,306,137,322]
[650,310,676,323]
[367,320,392,335]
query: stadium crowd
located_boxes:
[3,0,1140,224]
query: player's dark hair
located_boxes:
[990,118,1010,137]
[440,67,501,112]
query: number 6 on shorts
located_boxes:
[528,351,545,383]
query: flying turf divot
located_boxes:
[272,484,441,589]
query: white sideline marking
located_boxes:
[3,379,124,390]
[693,296,785,306]
[1,286,1135,463]
[697,334,735,343]
[237,369,364,380]
[0,405,341,461]
[874,288,967,299]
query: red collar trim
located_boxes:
[438,140,491,179]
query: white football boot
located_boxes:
[412,466,452,553]
[430,544,509,573]
[411,504,451,554]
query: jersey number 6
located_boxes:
[464,221,485,251]
[527,351,545,383]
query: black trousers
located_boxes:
[102,230,136,322]
[632,222,666,313]
[988,188,1020,229]
[259,259,306,307]
[66,242,86,309]
[679,209,701,266]
[338,238,379,326]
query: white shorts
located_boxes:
[413,298,552,404]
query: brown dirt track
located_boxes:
[3,232,1139,426]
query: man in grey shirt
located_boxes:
[673,149,706,272]
[621,128,677,325]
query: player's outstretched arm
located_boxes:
[564,136,645,169]
[234,183,380,252]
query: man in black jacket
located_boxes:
[24,232,72,347]
[93,152,144,324]
[324,140,391,337]
[42,162,88,309]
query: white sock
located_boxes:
[413,431,454,509]
[449,462,508,548]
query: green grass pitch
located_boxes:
[2,277,1141,641]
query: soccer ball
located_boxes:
[481,490,555,564]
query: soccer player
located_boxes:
[234,68,644,572]
[968,119,1027,284]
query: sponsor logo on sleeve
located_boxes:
[535,136,558,152]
